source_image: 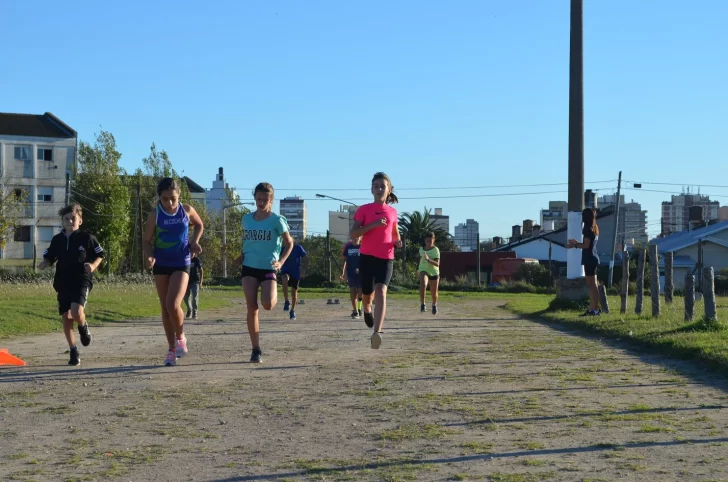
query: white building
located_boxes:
[328,205,356,243]
[431,208,449,234]
[598,194,648,246]
[661,193,719,236]
[0,112,77,269]
[454,219,479,252]
[280,196,307,240]
[205,167,237,213]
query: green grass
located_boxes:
[0,283,240,338]
[505,294,728,372]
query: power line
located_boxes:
[272,179,618,192]
[624,180,728,189]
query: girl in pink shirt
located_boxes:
[350,172,402,349]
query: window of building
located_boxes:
[37,148,53,161]
[14,146,31,160]
[38,226,56,242]
[14,226,31,242]
[36,187,53,202]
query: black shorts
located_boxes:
[583,263,598,276]
[57,284,91,315]
[420,271,439,281]
[359,254,393,295]
[242,265,277,283]
[282,272,300,289]
[153,265,191,276]
[346,272,361,289]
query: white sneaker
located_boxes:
[175,334,188,358]
[371,332,382,350]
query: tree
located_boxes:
[398,207,458,257]
[0,184,29,249]
[299,234,344,281]
[73,130,131,273]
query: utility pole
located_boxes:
[138,179,144,274]
[402,234,406,278]
[476,232,481,286]
[608,171,622,287]
[566,0,585,280]
[222,207,228,278]
[326,230,331,282]
[65,172,70,205]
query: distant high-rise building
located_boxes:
[598,194,648,246]
[431,208,449,234]
[279,196,307,240]
[206,167,237,213]
[454,219,479,252]
[540,201,568,231]
[585,189,598,209]
[327,205,356,243]
[720,206,728,221]
[661,193,719,236]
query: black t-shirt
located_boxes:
[43,230,103,292]
[189,257,202,284]
[581,229,599,265]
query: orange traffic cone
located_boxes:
[0,348,26,366]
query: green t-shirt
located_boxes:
[418,246,440,277]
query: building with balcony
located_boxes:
[280,196,307,240]
[0,112,77,268]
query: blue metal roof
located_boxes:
[652,220,728,253]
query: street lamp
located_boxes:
[222,202,254,278]
[315,193,358,207]
[315,194,359,281]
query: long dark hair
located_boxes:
[253,182,274,198]
[582,208,599,235]
[372,172,398,204]
[156,177,180,196]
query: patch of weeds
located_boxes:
[616,462,646,472]
[516,441,546,451]
[637,424,674,433]
[36,404,76,415]
[7,452,30,460]
[460,441,495,454]
[628,403,652,411]
[380,423,459,441]
[490,471,557,481]
[521,460,548,467]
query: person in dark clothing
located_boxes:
[567,207,600,316]
[184,256,204,319]
[39,204,104,366]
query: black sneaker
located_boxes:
[250,348,262,364]
[185,309,192,319]
[363,311,374,328]
[432,304,438,315]
[351,310,359,319]
[358,308,363,317]
[420,303,426,312]
[68,347,80,366]
[192,310,198,319]
[78,323,92,347]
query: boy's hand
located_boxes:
[84,263,95,274]
[39,260,49,270]
[145,256,155,270]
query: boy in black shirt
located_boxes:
[39,204,104,365]
[184,255,203,319]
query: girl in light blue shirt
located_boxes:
[241,182,293,363]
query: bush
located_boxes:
[513,263,552,288]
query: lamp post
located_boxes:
[316,194,358,282]
[222,202,254,278]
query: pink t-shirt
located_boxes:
[353,203,398,260]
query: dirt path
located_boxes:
[2,295,728,482]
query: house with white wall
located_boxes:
[0,112,76,269]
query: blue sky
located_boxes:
[2,0,727,240]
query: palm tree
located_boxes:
[398,207,457,254]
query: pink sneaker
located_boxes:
[164,350,176,366]
[175,334,188,358]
